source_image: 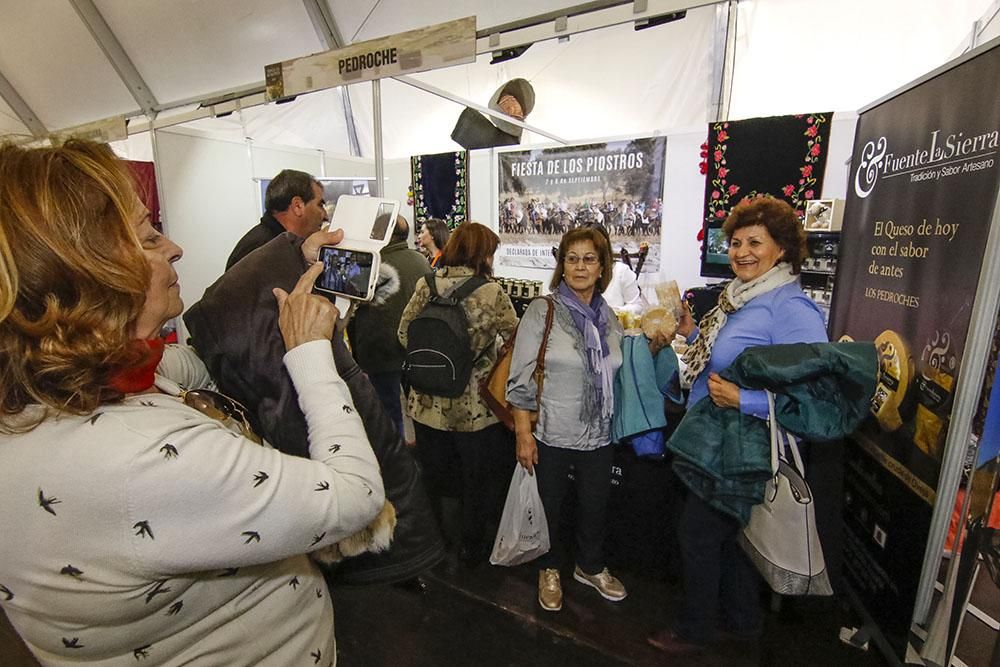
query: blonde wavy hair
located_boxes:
[0,140,151,431]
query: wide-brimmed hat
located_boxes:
[487,78,535,137]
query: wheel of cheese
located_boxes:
[871,330,912,432]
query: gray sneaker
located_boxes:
[573,566,627,601]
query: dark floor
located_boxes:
[0,551,888,666]
[332,552,890,667]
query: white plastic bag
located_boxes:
[489,466,550,566]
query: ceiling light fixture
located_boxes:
[490,44,532,64]
[634,10,686,31]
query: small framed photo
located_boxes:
[803,198,844,232]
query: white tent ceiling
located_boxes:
[0,1,998,159]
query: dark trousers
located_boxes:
[369,371,404,438]
[535,442,614,575]
[413,421,513,549]
[676,492,762,643]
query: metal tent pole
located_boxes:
[372,80,384,197]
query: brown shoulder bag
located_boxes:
[479,296,555,430]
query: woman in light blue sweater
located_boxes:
[649,196,828,654]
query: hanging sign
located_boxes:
[265,17,476,100]
[830,45,1000,660]
[49,115,128,144]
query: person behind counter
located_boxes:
[0,140,383,665]
[579,222,645,315]
[649,195,828,654]
[507,227,627,612]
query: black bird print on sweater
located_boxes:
[62,637,84,649]
[160,444,178,459]
[242,531,260,544]
[133,644,151,659]
[38,489,61,516]
[0,584,13,601]
[252,471,269,487]
[60,565,84,579]
[143,580,171,604]
[133,521,154,539]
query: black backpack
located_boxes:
[403,274,488,398]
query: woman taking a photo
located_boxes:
[398,222,517,566]
[507,227,626,612]
[650,196,828,653]
[0,140,384,665]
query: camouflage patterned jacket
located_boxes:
[398,266,518,432]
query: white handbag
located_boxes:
[738,391,833,596]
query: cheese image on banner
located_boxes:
[871,329,913,433]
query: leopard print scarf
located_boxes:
[680,263,797,387]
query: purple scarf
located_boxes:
[556,282,610,357]
[556,282,614,421]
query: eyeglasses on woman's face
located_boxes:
[564,253,599,266]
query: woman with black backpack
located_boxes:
[398,222,517,566]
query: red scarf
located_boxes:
[108,338,166,394]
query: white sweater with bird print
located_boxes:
[0,341,384,666]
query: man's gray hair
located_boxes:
[390,215,409,243]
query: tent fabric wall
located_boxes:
[91,0,324,104]
[982,2,1000,43]
[729,0,991,119]
[331,0,592,43]
[169,5,718,162]
[0,1,136,132]
[347,5,719,161]
[178,87,359,158]
[0,1,996,143]
[152,127,373,340]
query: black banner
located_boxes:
[831,45,1000,657]
[700,113,832,278]
[410,151,469,229]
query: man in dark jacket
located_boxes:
[348,216,431,436]
[226,169,328,270]
[185,231,445,586]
